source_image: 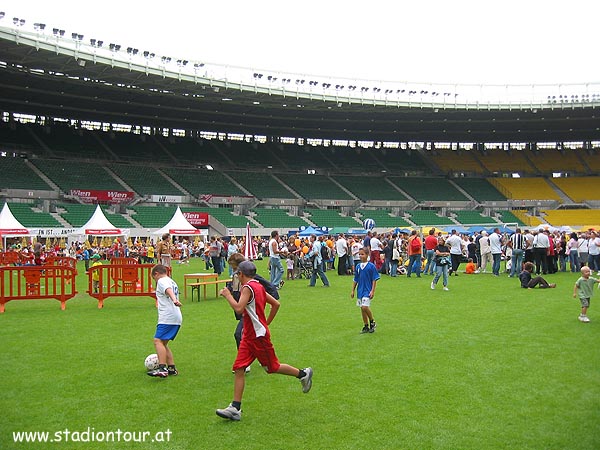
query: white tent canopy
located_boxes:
[72,205,126,236]
[153,207,201,235]
[0,202,30,236]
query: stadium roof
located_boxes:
[0,25,599,143]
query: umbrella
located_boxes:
[243,223,257,260]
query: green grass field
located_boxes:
[1,258,599,450]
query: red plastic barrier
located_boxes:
[0,265,77,313]
[88,264,169,308]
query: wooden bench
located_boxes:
[189,278,232,301]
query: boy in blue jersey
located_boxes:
[351,248,380,333]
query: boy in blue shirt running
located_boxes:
[351,248,380,333]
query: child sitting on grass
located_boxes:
[464,258,476,274]
[519,261,556,289]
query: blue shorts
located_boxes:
[154,324,181,341]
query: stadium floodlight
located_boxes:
[12,17,18,25]
[0,12,5,20]
[33,23,46,31]
[193,62,204,68]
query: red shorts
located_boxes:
[233,336,280,373]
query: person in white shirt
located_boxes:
[489,228,504,276]
[533,229,550,275]
[445,230,463,276]
[588,231,600,274]
[369,232,383,271]
[335,234,349,276]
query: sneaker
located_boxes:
[167,368,179,376]
[245,366,251,374]
[216,404,241,421]
[549,283,557,288]
[430,282,435,290]
[279,280,285,289]
[147,368,168,378]
[578,314,586,322]
[443,286,449,291]
[582,315,591,323]
[369,321,377,333]
[360,325,370,334]
[474,270,480,274]
[299,367,313,393]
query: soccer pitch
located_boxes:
[1,258,599,450]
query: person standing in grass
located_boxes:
[147,264,181,378]
[217,261,313,421]
[573,266,599,323]
[431,236,451,291]
[90,253,103,293]
[351,248,380,333]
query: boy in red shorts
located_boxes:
[217,260,313,421]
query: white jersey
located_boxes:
[156,276,182,325]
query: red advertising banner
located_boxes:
[182,212,209,227]
[70,189,135,204]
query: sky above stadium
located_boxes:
[2,0,598,86]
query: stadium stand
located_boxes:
[319,146,381,173]
[508,209,544,228]
[251,208,310,229]
[130,206,178,228]
[407,210,454,226]
[108,164,183,196]
[575,148,600,172]
[355,209,412,228]
[99,130,171,162]
[161,167,247,197]
[36,123,111,160]
[158,136,220,165]
[542,209,600,228]
[8,203,62,227]
[0,121,45,154]
[194,207,252,228]
[526,148,586,174]
[377,148,428,172]
[0,157,53,190]
[333,175,409,201]
[304,208,361,228]
[218,140,279,170]
[388,177,468,202]
[280,174,354,200]
[30,159,124,192]
[429,149,486,175]
[550,177,600,203]
[495,210,526,227]
[227,171,296,199]
[478,149,536,174]
[451,210,498,225]
[452,178,506,202]
[489,177,561,201]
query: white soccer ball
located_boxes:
[363,218,375,230]
[144,353,159,371]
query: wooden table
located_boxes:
[184,273,218,299]
[188,278,232,301]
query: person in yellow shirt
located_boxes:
[147,243,155,264]
[90,254,104,293]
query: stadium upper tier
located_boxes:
[0,24,599,144]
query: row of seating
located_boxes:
[5,155,600,203]
[12,201,600,229]
[3,120,600,175]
